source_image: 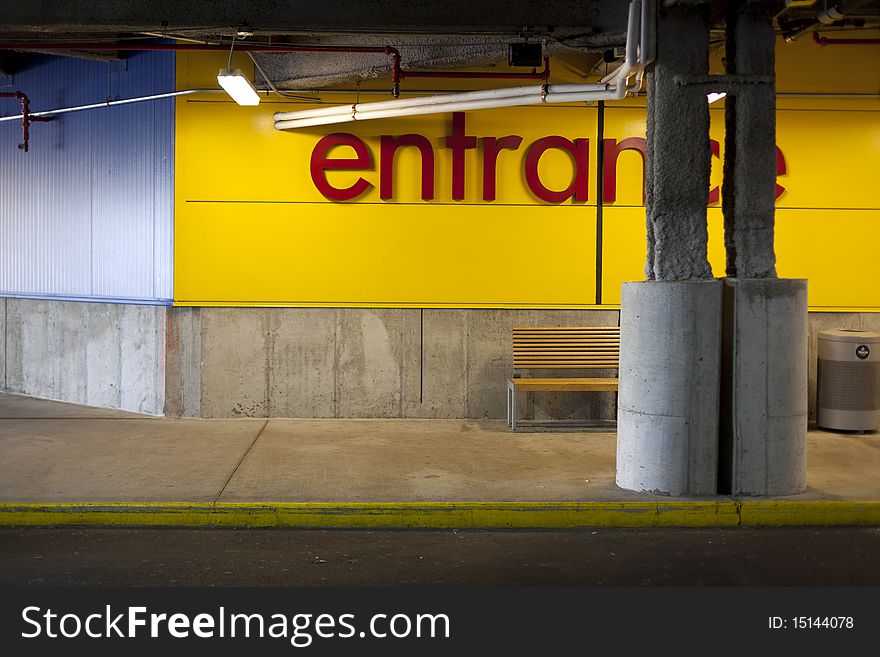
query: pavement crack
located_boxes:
[213,419,268,506]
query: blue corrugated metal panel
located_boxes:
[0,50,174,302]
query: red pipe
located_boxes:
[0,41,551,99]
[813,32,880,46]
[400,56,550,82]
[0,91,49,152]
[386,46,402,98]
[0,41,406,98]
[0,41,396,54]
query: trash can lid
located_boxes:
[818,329,880,343]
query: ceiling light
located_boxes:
[707,92,727,104]
[217,68,261,106]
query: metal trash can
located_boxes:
[817,329,880,431]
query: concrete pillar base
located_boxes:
[720,278,808,496]
[616,281,722,496]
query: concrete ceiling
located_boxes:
[1,1,878,87]
[0,0,639,85]
[0,0,632,40]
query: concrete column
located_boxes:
[721,8,777,278]
[717,8,807,496]
[617,281,722,496]
[644,5,713,281]
[617,6,721,496]
[720,279,807,495]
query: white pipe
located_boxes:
[349,83,608,113]
[275,113,356,129]
[0,89,221,123]
[544,89,616,104]
[274,82,611,125]
[274,84,612,129]
[274,0,649,130]
[625,1,641,69]
[274,85,620,129]
[599,62,621,85]
[276,92,549,129]
[546,83,609,94]
[601,0,641,84]
[274,85,548,122]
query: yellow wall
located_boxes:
[600,100,880,307]
[175,36,880,309]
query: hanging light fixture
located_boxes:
[217,33,261,106]
[217,68,261,105]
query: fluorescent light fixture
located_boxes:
[217,68,260,106]
[707,92,727,104]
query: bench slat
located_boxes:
[513,340,620,344]
[513,327,619,331]
[514,329,619,335]
[513,334,618,337]
[514,335,620,338]
[514,349,619,353]
[515,363,619,366]
[513,332,619,336]
[514,356,619,360]
[514,344,619,348]
[513,361,620,370]
[513,334,618,338]
[513,362,620,365]
[510,377,619,391]
[515,355,618,358]
[514,346,618,350]
[514,335,619,338]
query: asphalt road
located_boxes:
[1,526,879,587]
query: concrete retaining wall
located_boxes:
[0,299,5,388]
[164,308,620,420]
[1,298,167,415]
[4,299,879,420]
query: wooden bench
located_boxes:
[506,326,620,431]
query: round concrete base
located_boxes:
[722,278,807,496]
[616,280,723,496]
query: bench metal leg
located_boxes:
[509,382,518,432]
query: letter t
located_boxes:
[445,112,477,201]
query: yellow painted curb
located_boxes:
[738,501,880,526]
[0,503,215,527]
[0,502,738,528]
[210,502,741,529]
[1,500,877,528]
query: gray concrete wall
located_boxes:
[2,298,167,415]
[6,300,877,421]
[0,298,5,390]
[169,308,620,420]
[165,307,880,420]
[164,307,201,418]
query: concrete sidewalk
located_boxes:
[1,392,879,528]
